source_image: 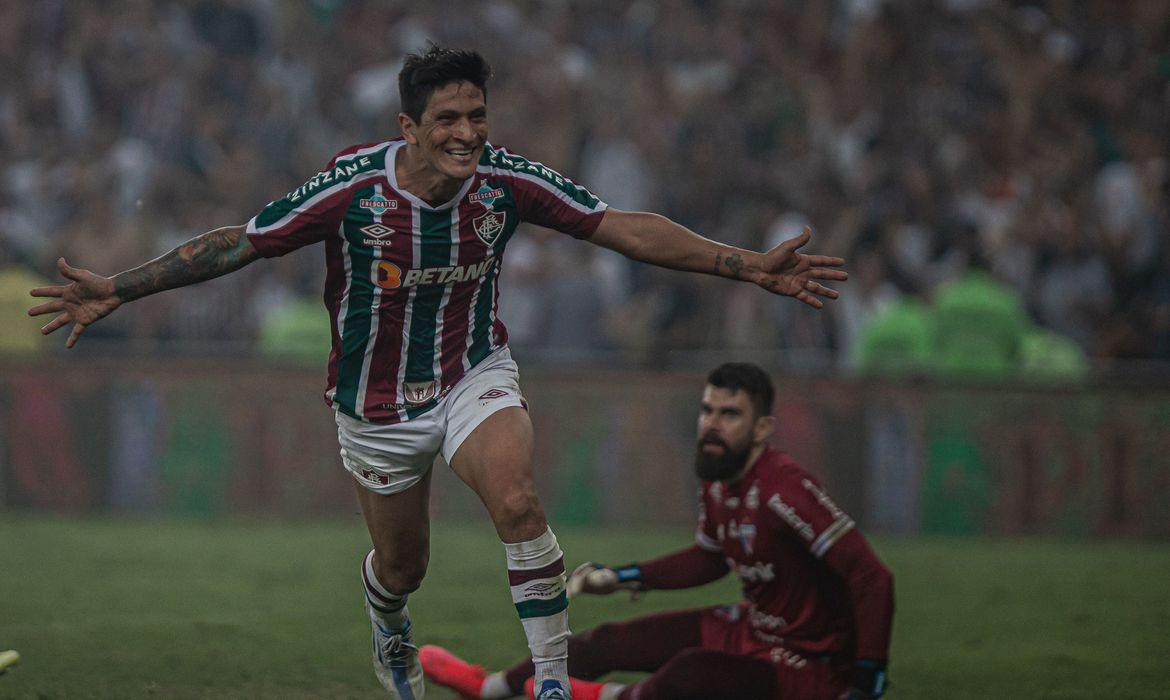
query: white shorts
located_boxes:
[335,347,527,495]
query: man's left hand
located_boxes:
[753,226,847,309]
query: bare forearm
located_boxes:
[593,210,762,282]
[113,226,259,302]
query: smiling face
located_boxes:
[694,385,774,482]
[399,80,488,183]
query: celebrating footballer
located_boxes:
[28,47,847,700]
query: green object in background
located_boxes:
[1020,327,1089,381]
[159,396,232,515]
[257,298,332,363]
[932,271,1027,379]
[0,267,50,354]
[920,428,991,535]
[856,299,934,375]
[554,421,605,526]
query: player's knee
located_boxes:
[495,488,546,539]
[373,554,429,595]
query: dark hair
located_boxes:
[398,45,492,123]
[706,363,775,418]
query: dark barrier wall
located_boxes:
[2,359,1168,537]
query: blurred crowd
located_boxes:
[2,0,1168,369]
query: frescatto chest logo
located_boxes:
[469,183,504,209]
[360,195,398,216]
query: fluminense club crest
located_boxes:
[473,211,506,246]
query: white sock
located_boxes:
[361,549,409,630]
[504,527,570,694]
[599,683,626,700]
[533,658,569,694]
[480,671,514,699]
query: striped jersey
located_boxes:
[245,139,607,423]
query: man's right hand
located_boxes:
[566,562,644,598]
[28,257,121,348]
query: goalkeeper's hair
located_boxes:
[707,363,775,418]
[399,44,492,123]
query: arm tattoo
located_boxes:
[714,252,722,275]
[724,253,744,278]
[114,226,259,302]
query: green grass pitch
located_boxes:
[1,515,1168,698]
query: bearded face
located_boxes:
[694,430,754,482]
[693,385,770,483]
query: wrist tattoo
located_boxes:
[714,252,722,275]
[724,253,744,278]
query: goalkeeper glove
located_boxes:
[840,659,887,699]
[566,562,645,598]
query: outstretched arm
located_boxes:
[112,225,259,302]
[567,544,730,598]
[28,225,259,348]
[589,209,847,309]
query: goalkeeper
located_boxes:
[422,363,895,699]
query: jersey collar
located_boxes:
[386,140,477,211]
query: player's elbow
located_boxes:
[595,210,656,260]
[869,559,895,605]
[851,554,894,598]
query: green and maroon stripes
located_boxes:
[401,207,454,419]
[508,558,568,620]
[466,256,501,368]
[247,143,387,253]
[313,141,608,424]
[333,194,380,418]
[483,145,601,210]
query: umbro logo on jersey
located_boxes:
[359,195,398,215]
[474,211,507,246]
[478,389,509,401]
[361,223,395,240]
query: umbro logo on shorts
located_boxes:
[478,389,509,401]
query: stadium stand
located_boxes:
[1,1,1167,368]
